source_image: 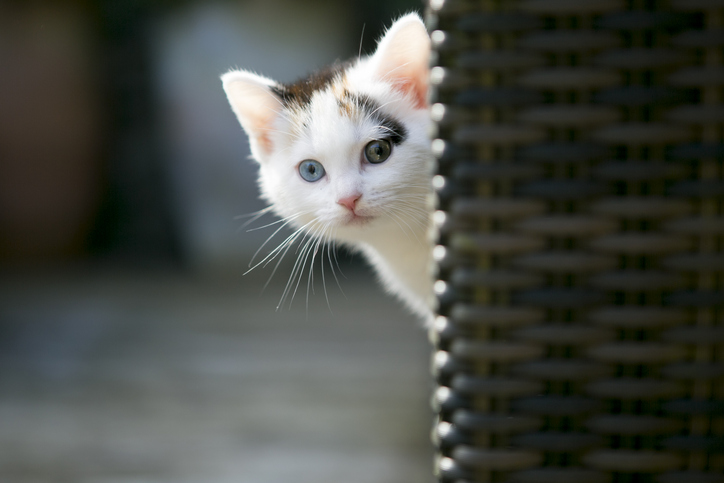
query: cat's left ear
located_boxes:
[370,13,430,109]
[221,70,283,161]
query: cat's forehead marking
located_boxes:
[271,62,409,147]
[335,89,372,117]
[337,91,409,146]
[271,60,352,110]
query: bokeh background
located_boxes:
[0,1,435,482]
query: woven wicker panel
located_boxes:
[428,1,724,482]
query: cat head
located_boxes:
[221,13,431,241]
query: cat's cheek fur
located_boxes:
[258,163,312,223]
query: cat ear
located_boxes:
[370,13,430,109]
[221,70,283,160]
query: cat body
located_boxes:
[222,14,434,319]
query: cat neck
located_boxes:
[352,216,434,319]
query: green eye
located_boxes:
[364,139,392,164]
[298,159,325,182]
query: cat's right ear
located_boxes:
[221,70,283,161]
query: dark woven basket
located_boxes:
[428,1,724,482]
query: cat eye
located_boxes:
[298,159,326,182]
[364,139,392,164]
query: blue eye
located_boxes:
[298,159,325,182]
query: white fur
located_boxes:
[222,14,434,320]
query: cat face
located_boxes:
[222,13,431,243]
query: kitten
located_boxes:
[221,13,434,320]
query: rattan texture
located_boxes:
[428,1,724,482]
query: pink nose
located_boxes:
[337,194,361,211]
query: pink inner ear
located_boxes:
[372,19,430,110]
[257,133,273,154]
[243,104,279,157]
[395,76,428,110]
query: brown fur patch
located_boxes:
[271,60,352,109]
[336,89,354,117]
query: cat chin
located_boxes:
[333,217,375,237]
[341,208,377,223]
[322,208,378,229]
[332,217,383,241]
[343,215,374,227]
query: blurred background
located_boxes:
[0,0,434,482]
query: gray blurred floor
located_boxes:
[0,264,435,483]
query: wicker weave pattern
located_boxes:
[429,1,724,482]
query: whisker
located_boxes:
[235,205,274,222]
[327,231,347,299]
[358,23,366,60]
[247,226,302,277]
[245,215,297,232]
[262,226,307,292]
[306,227,328,312]
[278,222,322,310]
[319,225,333,311]
[386,210,416,242]
[388,205,430,235]
[287,228,321,310]
[245,213,311,272]
[277,235,310,310]
[235,206,276,235]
